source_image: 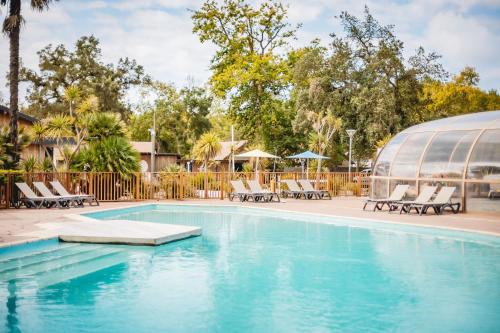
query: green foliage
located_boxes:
[291,7,447,162]
[130,82,212,157]
[72,137,140,175]
[192,0,298,144]
[0,125,31,170]
[87,112,127,140]
[192,132,222,170]
[39,157,53,172]
[418,67,500,122]
[242,162,254,173]
[162,164,186,173]
[20,36,148,118]
[20,155,38,173]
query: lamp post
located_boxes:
[149,108,156,174]
[346,129,356,181]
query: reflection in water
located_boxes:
[6,280,20,333]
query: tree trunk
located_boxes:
[8,0,22,165]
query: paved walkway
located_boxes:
[1,198,499,246]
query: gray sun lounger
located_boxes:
[229,180,263,202]
[15,182,70,209]
[363,184,409,211]
[281,179,316,199]
[407,186,461,215]
[298,179,331,200]
[50,180,99,206]
[389,186,437,214]
[33,182,80,208]
[247,180,280,202]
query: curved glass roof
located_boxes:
[372,111,500,212]
[401,110,500,133]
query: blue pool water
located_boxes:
[1,204,500,332]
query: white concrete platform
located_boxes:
[57,220,201,246]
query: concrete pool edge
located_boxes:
[2,200,498,250]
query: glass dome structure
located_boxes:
[371,111,500,212]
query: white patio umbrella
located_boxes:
[235,149,280,179]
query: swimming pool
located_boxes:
[1,204,499,332]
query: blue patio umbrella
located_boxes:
[287,150,329,178]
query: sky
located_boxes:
[0,0,499,106]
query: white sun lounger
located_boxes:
[281,179,315,199]
[298,179,331,200]
[247,180,280,202]
[15,182,69,209]
[363,184,409,211]
[33,182,80,208]
[50,180,99,206]
[389,186,437,214]
[408,186,460,215]
[229,180,263,202]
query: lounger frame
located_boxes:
[50,181,99,206]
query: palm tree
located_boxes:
[1,0,56,164]
[46,114,73,170]
[308,111,342,188]
[192,132,222,171]
[192,132,221,198]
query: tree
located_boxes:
[130,82,212,157]
[1,0,55,165]
[192,131,221,198]
[192,132,222,171]
[418,67,500,122]
[0,125,31,170]
[72,137,140,176]
[20,35,147,118]
[291,8,446,163]
[192,0,298,144]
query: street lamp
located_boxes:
[346,129,356,181]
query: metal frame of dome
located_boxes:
[371,111,500,212]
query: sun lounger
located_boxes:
[485,175,500,199]
[389,186,437,214]
[298,179,331,200]
[363,184,409,211]
[229,180,263,202]
[281,179,315,199]
[407,186,461,215]
[15,182,69,209]
[50,180,99,206]
[33,182,80,208]
[247,180,280,202]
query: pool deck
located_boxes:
[1,197,499,246]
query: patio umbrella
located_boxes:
[287,150,329,179]
[235,149,280,179]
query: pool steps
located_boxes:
[0,243,127,287]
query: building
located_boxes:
[130,141,179,172]
[0,105,47,161]
[371,110,500,212]
[190,140,249,172]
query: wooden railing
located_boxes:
[0,171,370,208]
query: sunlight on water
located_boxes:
[1,205,499,332]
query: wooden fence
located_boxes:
[0,171,370,208]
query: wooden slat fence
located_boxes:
[0,171,369,208]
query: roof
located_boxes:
[130,141,180,157]
[214,140,247,161]
[401,110,500,133]
[0,105,39,124]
